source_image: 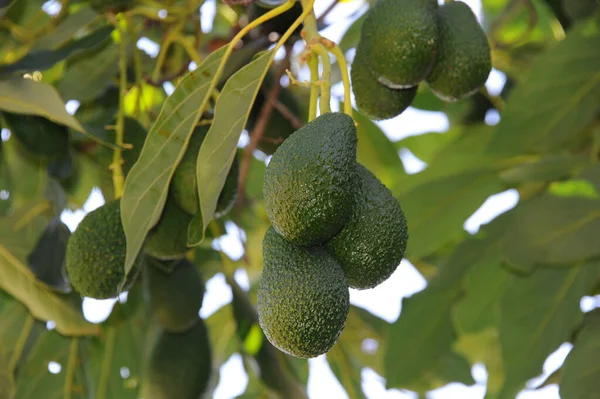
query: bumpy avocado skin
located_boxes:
[257,228,350,358]
[170,125,239,218]
[327,164,408,290]
[426,1,492,102]
[141,319,212,399]
[144,198,192,260]
[263,112,357,246]
[143,258,204,333]
[351,46,417,121]
[66,200,140,299]
[360,0,439,88]
[563,0,599,22]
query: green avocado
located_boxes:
[360,0,439,88]
[327,164,408,290]
[143,258,204,333]
[141,319,212,399]
[426,1,492,102]
[3,113,68,161]
[257,228,350,358]
[144,198,192,260]
[562,0,599,22]
[351,46,417,120]
[170,125,239,218]
[65,200,140,299]
[263,112,357,246]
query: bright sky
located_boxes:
[35,0,599,397]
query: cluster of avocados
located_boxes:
[258,112,409,358]
[352,0,492,120]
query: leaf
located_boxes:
[30,7,99,51]
[120,46,227,280]
[0,0,15,17]
[0,26,113,76]
[0,78,87,135]
[354,109,405,188]
[26,217,71,293]
[580,163,600,191]
[499,155,589,184]
[499,262,600,393]
[502,195,600,270]
[0,210,98,336]
[560,309,600,398]
[339,14,365,52]
[195,49,274,242]
[399,171,502,258]
[395,130,460,164]
[487,19,600,154]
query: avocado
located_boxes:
[263,112,357,246]
[144,198,192,260]
[65,200,140,299]
[141,319,212,399]
[170,125,239,218]
[562,0,599,22]
[143,258,204,333]
[351,46,417,120]
[360,0,439,88]
[3,113,68,161]
[425,1,492,102]
[327,164,408,290]
[257,228,350,358]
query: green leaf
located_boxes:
[339,14,365,52]
[0,0,15,17]
[354,109,405,188]
[395,130,460,164]
[0,26,112,76]
[30,7,99,51]
[487,19,600,154]
[499,262,600,392]
[0,78,87,135]
[195,49,274,242]
[580,163,600,191]
[120,46,227,280]
[560,309,600,399]
[502,195,600,270]
[399,171,502,258]
[0,210,98,336]
[499,155,589,184]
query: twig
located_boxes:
[272,100,303,130]
[316,0,340,24]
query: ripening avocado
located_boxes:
[263,112,357,246]
[141,319,212,399]
[144,198,192,260]
[66,200,140,299]
[562,0,599,22]
[360,0,439,88]
[327,164,408,290]
[143,258,205,333]
[257,228,350,358]
[3,113,68,161]
[170,125,239,218]
[351,47,417,120]
[426,1,492,102]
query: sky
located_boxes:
[18,0,600,397]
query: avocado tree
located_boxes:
[0,0,599,398]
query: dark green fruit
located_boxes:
[141,320,212,399]
[144,199,192,260]
[351,46,417,120]
[143,258,204,333]
[257,228,349,358]
[426,1,492,101]
[263,112,357,246]
[563,0,599,22]
[360,0,439,88]
[170,125,239,218]
[327,164,408,290]
[3,113,68,161]
[66,200,140,299]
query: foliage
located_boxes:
[0,0,599,398]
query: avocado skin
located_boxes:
[66,200,140,299]
[141,319,212,399]
[351,46,417,121]
[144,198,192,260]
[257,228,350,358]
[327,164,408,290]
[170,125,239,218]
[563,0,599,22]
[3,113,69,160]
[263,112,357,246]
[426,1,492,101]
[360,0,439,88]
[143,258,204,333]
